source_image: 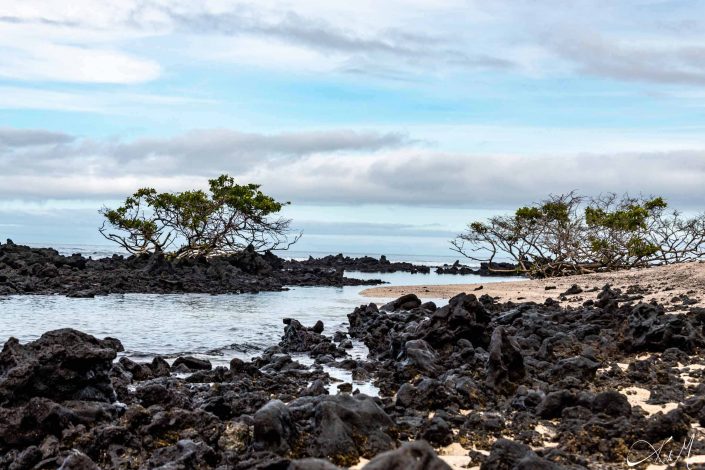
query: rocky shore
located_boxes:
[0,240,521,297]
[296,253,431,274]
[3,285,705,468]
[363,261,705,310]
[0,240,386,297]
[435,261,519,276]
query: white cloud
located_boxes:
[0,126,704,210]
[0,21,161,84]
[0,86,214,113]
[4,0,705,86]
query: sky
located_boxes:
[2,0,705,257]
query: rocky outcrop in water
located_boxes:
[435,260,519,276]
[295,253,431,274]
[0,240,382,296]
[3,284,705,468]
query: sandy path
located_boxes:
[361,261,705,309]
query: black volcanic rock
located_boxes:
[279,319,345,358]
[362,440,452,469]
[486,326,525,394]
[2,279,705,468]
[295,253,431,274]
[172,356,212,371]
[0,329,120,406]
[0,241,383,296]
[253,399,297,454]
[435,260,519,276]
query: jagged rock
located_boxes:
[8,445,42,470]
[230,245,274,275]
[0,398,79,449]
[279,319,343,358]
[395,379,454,411]
[646,408,691,441]
[299,254,430,274]
[118,356,169,381]
[537,390,578,419]
[420,293,491,351]
[401,339,440,376]
[303,380,329,396]
[542,355,600,383]
[0,329,120,405]
[312,394,396,465]
[625,302,703,353]
[486,326,525,393]
[347,303,382,338]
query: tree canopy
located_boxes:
[451,192,705,278]
[99,175,300,257]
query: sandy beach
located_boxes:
[361,261,705,309]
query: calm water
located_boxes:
[0,269,523,394]
[0,271,521,361]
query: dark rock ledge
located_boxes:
[0,240,383,296]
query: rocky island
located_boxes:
[0,241,390,297]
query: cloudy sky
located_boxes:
[2,0,705,256]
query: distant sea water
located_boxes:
[2,243,522,393]
[29,243,481,268]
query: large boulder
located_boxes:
[420,293,491,352]
[361,440,452,469]
[347,303,382,339]
[312,393,396,465]
[0,329,121,406]
[172,356,212,372]
[625,303,703,353]
[279,319,342,357]
[381,294,422,312]
[0,397,79,449]
[253,399,297,454]
[481,438,561,469]
[401,339,440,376]
[486,327,525,394]
[230,244,273,275]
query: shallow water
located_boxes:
[0,270,522,393]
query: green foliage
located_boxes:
[99,174,300,257]
[585,197,666,231]
[452,192,705,278]
[515,206,542,221]
[626,236,660,258]
[540,201,570,223]
[470,221,488,234]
